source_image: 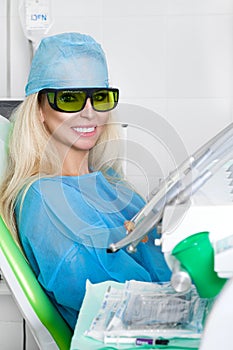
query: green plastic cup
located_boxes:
[172,232,227,298]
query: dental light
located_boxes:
[108,122,233,253]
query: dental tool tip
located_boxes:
[106,244,119,253]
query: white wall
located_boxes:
[0,0,233,195]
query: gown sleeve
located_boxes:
[15,178,171,329]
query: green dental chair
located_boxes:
[0,217,73,350]
[0,114,73,349]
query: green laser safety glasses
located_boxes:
[40,88,119,113]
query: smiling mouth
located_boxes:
[71,126,97,137]
[72,126,95,133]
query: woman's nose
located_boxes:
[83,98,93,111]
[80,98,94,118]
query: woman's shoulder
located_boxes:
[18,172,146,209]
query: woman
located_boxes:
[0,32,171,330]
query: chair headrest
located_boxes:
[0,115,11,181]
[0,115,11,142]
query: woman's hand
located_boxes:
[124,221,148,243]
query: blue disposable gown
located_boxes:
[15,172,171,329]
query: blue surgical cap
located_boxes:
[25,32,109,96]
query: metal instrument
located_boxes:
[108,122,233,253]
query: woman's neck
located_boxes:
[61,149,90,176]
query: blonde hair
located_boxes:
[0,93,125,242]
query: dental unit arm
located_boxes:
[108,122,233,255]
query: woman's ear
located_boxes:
[38,93,46,122]
[39,107,45,123]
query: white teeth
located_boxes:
[73,127,95,133]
